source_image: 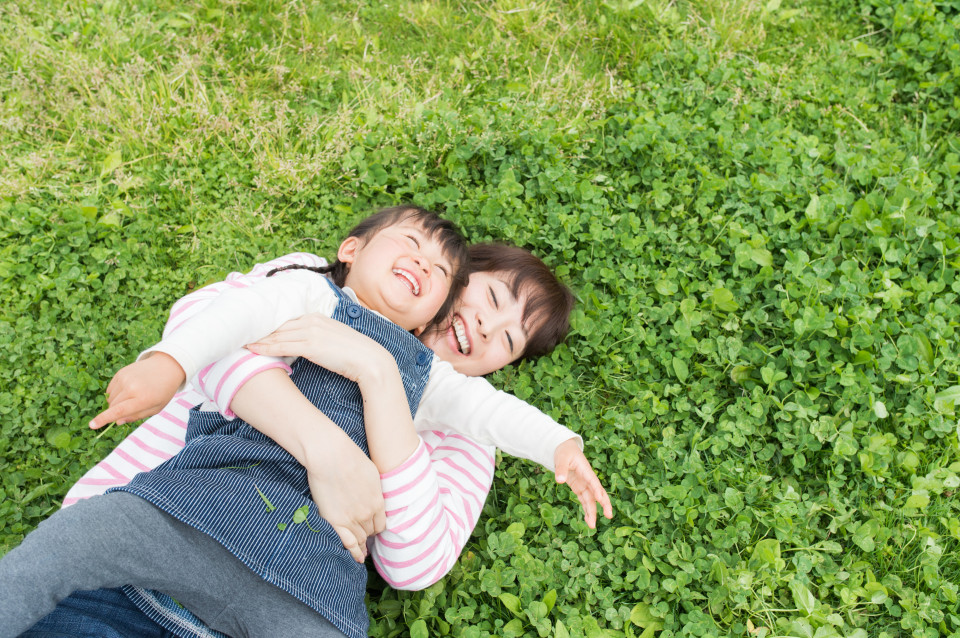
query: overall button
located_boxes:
[416,351,430,366]
[346,305,362,318]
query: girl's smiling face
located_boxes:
[421,271,532,377]
[339,220,455,333]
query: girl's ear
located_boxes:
[337,237,361,265]
[412,325,426,336]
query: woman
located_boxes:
[42,246,609,636]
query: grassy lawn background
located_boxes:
[1,0,959,636]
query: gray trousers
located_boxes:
[0,492,348,638]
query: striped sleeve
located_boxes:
[164,253,326,338]
[194,355,293,420]
[173,253,326,417]
[63,253,326,507]
[62,392,200,506]
[370,431,495,590]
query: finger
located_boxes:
[277,316,313,330]
[333,526,365,563]
[582,491,598,529]
[246,341,291,355]
[581,470,612,520]
[89,402,135,429]
[89,409,113,430]
[245,342,272,354]
[599,487,613,519]
[373,510,387,535]
[246,335,309,355]
[95,399,158,428]
[575,488,596,529]
[349,522,369,555]
[360,516,376,539]
[260,323,310,340]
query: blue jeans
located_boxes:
[1,494,346,638]
[20,588,177,638]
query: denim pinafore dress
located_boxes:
[114,277,435,638]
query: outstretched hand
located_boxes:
[554,438,613,529]
[89,353,186,429]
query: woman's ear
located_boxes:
[337,237,361,265]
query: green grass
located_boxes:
[2,0,960,636]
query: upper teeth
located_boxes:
[452,315,470,355]
[393,269,420,296]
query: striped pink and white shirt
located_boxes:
[63,253,496,590]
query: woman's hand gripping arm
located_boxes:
[228,368,385,563]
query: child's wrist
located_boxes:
[145,351,187,385]
[304,427,359,474]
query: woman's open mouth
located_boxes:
[451,314,471,355]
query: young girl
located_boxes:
[1,207,609,638]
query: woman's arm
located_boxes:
[228,368,386,562]
[248,315,496,589]
[370,431,495,590]
[249,314,421,473]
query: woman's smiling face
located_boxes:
[419,271,532,377]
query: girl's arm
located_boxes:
[248,314,421,472]
[227,368,386,562]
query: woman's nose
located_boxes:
[476,314,487,340]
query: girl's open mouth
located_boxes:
[392,269,420,296]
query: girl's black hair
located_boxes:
[269,206,469,329]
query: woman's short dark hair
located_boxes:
[467,243,575,360]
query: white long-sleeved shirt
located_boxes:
[64,253,576,589]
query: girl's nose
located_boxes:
[413,255,430,275]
